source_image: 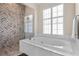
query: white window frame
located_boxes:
[43,4,64,35]
[43,8,51,34]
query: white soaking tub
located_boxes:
[19,35,78,56]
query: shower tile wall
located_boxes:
[0,3,25,55]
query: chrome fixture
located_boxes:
[72,15,79,39]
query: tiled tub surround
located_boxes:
[0,3,25,55]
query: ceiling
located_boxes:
[21,3,62,9]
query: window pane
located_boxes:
[52,24,57,30]
[52,18,57,24]
[52,30,57,34]
[28,23,32,26]
[43,8,51,19]
[43,29,51,34]
[52,7,57,17]
[25,15,33,33]
[27,23,32,32]
[43,25,51,29]
[58,24,63,30]
[43,30,51,34]
[58,17,63,23]
[43,19,51,25]
[43,4,64,35]
[25,24,27,32]
[27,28,29,32]
[58,30,63,35]
[43,24,51,34]
[58,4,63,16]
[28,27,32,32]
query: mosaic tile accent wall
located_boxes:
[0,3,25,55]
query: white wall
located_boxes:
[75,3,79,15]
[64,3,75,36]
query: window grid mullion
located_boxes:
[57,6,58,34]
[51,8,53,34]
[51,8,52,34]
[43,18,51,20]
[43,4,63,35]
[53,16,63,19]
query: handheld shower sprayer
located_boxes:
[72,15,79,39]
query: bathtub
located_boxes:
[19,35,78,56]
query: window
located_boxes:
[52,4,64,35]
[43,8,51,34]
[24,15,33,33]
[43,4,64,35]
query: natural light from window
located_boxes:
[24,15,33,33]
[43,4,64,35]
